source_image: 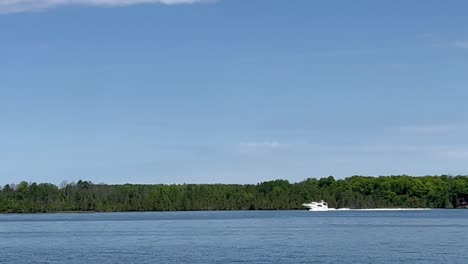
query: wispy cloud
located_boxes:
[0,0,211,14]
[353,144,468,160]
[360,144,425,152]
[240,141,290,149]
[454,41,468,49]
[438,149,468,159]
[420,33,434,38]
[419,32,445,48]
[391,123,468,134]
[420,33,468,49]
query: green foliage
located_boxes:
[1,175,467,213]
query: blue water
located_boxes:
[1,210,467,263]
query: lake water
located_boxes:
[1,210,467,263]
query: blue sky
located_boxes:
[1,0,467,185]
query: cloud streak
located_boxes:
[420,33,468,50]
[0,0,210,14]
[240,141,290,149]
[454,41,468,49]
[438,149,468,159]
[390,123,468,134]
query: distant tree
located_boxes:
[1,175,468,213]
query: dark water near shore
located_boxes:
[1,210,467,263]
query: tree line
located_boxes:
[0,175,467,213]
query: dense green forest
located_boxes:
[1,175,467,213]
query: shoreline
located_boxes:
[1,208,466,215]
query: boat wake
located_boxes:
[350,208,431,211]
[308,208,431,212]
[302,201,431,212]
[307,208,431,212]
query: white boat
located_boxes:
[302,200,335,211]
[302,200,428,211]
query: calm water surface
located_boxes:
[1,210,467,263]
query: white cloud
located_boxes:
[360,144,425,152]
[438,149,468,159]
[240,141,290,149]
[357,143,468,160]
[454,41,468,49]
[420,33,434,38]
[0,0,211,14]
[419,34,468,49]
[391,123,468,134]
